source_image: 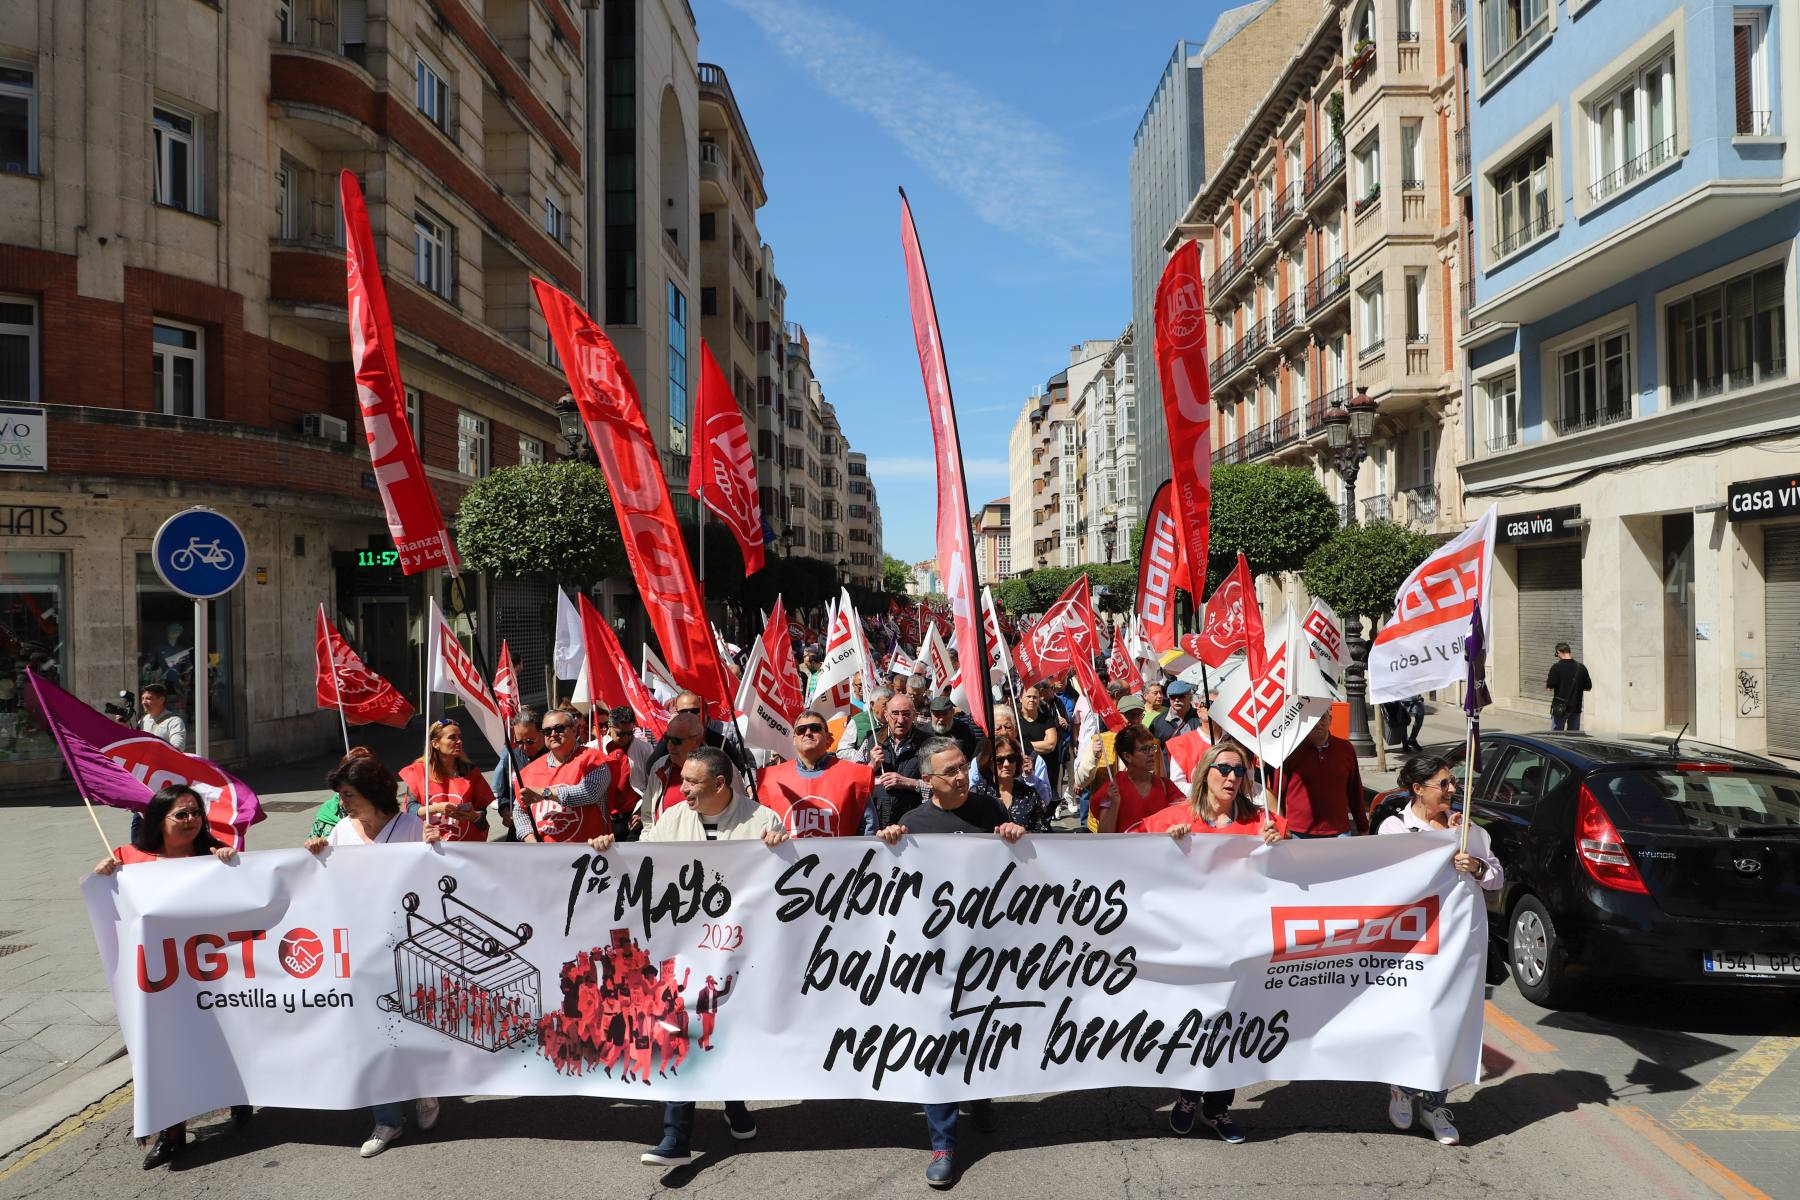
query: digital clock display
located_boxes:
[357,550,401,568]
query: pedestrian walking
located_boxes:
[1545,642,1592,732]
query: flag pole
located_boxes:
[82,796,118,861]
[1460,678,1476,856]
[322,605,352,755]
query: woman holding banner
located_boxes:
[1125,740,1282,1144]
[1377,753,1503,1146]
[303,750,444,1157]
[982,733,1054,832]
[398,718,494,841]
[1085,724,1176,833]
[93,783,243,1170]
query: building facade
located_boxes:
[1074,328,1139,563]
[846,451,883,591]
[1462,0,1800,755]
[973,499,1012,581]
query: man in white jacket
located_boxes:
[586,746,786,1164]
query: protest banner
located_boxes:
[86,834,1484,1137]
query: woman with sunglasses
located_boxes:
[1123,740,1280,1145]
[399,719,494,842]
[985,733,1054,832]
[1086,723,1177,833]
[1375,752,1504,1147]
[93,783,242,1169]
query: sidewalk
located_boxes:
[1355,700,1546,791]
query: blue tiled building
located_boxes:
[1460,0,1800,755]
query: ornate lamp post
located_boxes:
[1101,509,1119,564]
[553,392,594,464]
[1322,386,1380,755]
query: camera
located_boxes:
[103,690,136,723]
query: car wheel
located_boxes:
[1509,895,1578,1009]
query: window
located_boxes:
[1400,121,1423,187]
[414,209,450,298]
[1291,355,1308,407]
[276,0,293,42]
[152,106,200,212]
[1666,262,1786,404]
[137,553,234,740]
[338,0,368,61]
[1353,133,1381,205]
[1587,53,1674,203]
[1482,371,1519,450]
[700,287,716,316]
[545,190,567,244]
[1481,0,1550,82]
[415,51,450,132]
[699,211,716,242]
[0,295,38,402]
[546,336,560,370]
[1734,10,1771,135]
[456,409,489,477]
[667,282,689,454]
[404,386,425,448]
[1398,0,1419,39]
[152,320,203,417]
[276,163,300,240]
[1350,1,1376,47]
[1556,328,1631,433]
[519,435,544,465]
[1357,278,1385,354]
[1491,137,1554,257]
[1405,270,1427,341]
[0,551,67,759]
[1416,427,1437,486]
[0,63,36,175]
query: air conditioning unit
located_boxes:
[303,413,349,443]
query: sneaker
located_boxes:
[359,1124,402,1158]
[724,1105,758,1141]
[1168,1095,1198,1136]
[1419,1105,1459,1146]
[1387,1086,1416,1131]
[1201,1111,1247,1144]
[640,1138,692,1167]
[925,1150,955,1188]
[415,1097,440,1132]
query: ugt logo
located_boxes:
[137,927,352,992]
[1269,898,1441,962]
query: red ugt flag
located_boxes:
[314,605,414,728]
[340,171,456,574]
[690,339,766,575]
[1135,479,1186,655]
[1185,553,1265,673]
[1154,240,1212,603]
[1014,575,1101,689]
[492,640,521,726]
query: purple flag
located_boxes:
[1462,602,1490,776]
[27,671,265,850]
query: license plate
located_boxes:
[1703,950,1800,976]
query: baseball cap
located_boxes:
[1117,694,1146,715]
[1167,680,1195,697]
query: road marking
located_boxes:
[0,1085,132,1185]
[1667,1037,1800,1133]
[1613,1106,1772,1200]
[1484,1000,1557,1055]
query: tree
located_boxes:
[1205,464,1339,592]
[455,460,626,585]
[1301,520,1438,621]
[881,554,913,596]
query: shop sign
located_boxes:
[1498,505,1582,543]
[0,503,66,536]
[0,404,47,472]
[1727,474,1800,523]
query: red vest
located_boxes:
[398,762,493,842]
[757,759,873,838]
[521,746,612,843]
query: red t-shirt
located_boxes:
[1089,774,1178,833]
[520,746,613,843]
[398,763,495,842]
[1129,803,1283,837]
[757,758,874,838]
[114,844,169,864]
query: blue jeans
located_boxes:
[663,1100,748,1150]
[1551,709,1581,732]
[1398,1086,1447,1111]
[372,1101,406,1128]
[1077,786,1093,829]
[923,1103,958,1153]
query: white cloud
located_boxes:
[721,0,1117,261]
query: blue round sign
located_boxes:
[152,507,248,599]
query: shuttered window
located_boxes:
[1733,10,1770,135]
[1518,546,1583,708]
[1765,526,1800,755]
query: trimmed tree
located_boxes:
[1206,464,1339,592]
[1301,519,1439,622]
[455,460,627,586]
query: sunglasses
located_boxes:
[169,809,203,821]
[994,754,1022,766]
[1210,763,1248,777]
[793,724,827,736]
[542,724,573,735]
[676,706,704,716]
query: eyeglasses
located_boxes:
[1420,779,1457,792]
[542,724,573,735]
[994,754,1022,766]
[793,724,827,736]
[676,706,703,717]
[1210,763,1248,778]
[168,809,203,821]
[928,764,968,778]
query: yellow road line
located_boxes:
[1613,1105,1773,1200]
[1667,1037,1800,1133]
[0,1085,133,1185]
[1484,999,1558,1056]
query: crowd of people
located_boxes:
[95,643,1503,1187]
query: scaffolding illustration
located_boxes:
[377,875,541,1052]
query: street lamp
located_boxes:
[554,392,593,463]
[1324,385,1380,756]
[1101,508,1119,564]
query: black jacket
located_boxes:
[871,727,933,829]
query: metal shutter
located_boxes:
[1766,527,1800,756]
[1517,545,1584,697]
[493,575,555,713]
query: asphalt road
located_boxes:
[1,978,1793,1200]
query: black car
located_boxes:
[1431,732,1800,1008]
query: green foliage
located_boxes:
[454,461,626,585]
[881,554,913,596]
[993,576,1033,615]
[1205,464,1339,593]
[1301,520,1439,620]
[993,561,1138,616]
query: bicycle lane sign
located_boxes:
[152,507,248,599]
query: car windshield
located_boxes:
[1597,768,1800,834]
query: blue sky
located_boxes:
[700,0,1232,563]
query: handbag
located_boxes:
[1550,696,1568,720]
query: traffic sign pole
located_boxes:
[151,506,247,759]
[194,599,209,759]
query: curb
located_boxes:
[0,1052,132,1161]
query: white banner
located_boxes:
[1212,609,1333,767]
[1369,506,1496,703]
[86,835,1485,1138]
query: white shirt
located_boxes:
[603,732,654,797]
[327,810,425,846]
[1377,804,1505,891]
[138,711,188,751]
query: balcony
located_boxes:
[1213,326,1265,385]
[1553,399,1633,437]
[1362,494,1392,523]
[1304,258,1350,319]
[1454,128,1470,189]
[1486,429,1519,455]
[1270,296,1298,342]
[1272,182,1303,237]
[1264,409,1300,455]
[1402,484,1440,528]
[699,140,728,204]
[1206,245,1244,310]
[1738,109,1774,136]
[1306,385,1348,440]
[1217,437,1242,466]
[1305,139,1346,210]
[1353,185,1382,220]
[1588,136,1677,206]
[1449,0,1466,40]
[1346,40,1376,85]
[1492,210,1558,260]
[1405,335,1430,376]
[1247,216,1278,271]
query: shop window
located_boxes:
[0,550,67,763]
[136,554,234,741]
